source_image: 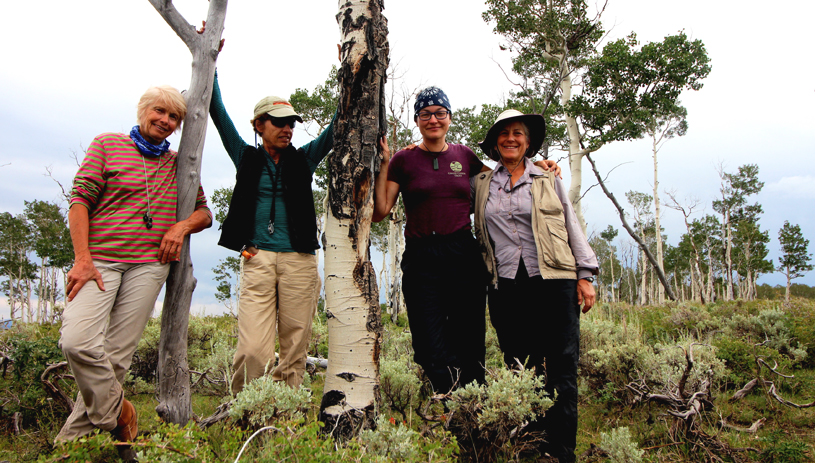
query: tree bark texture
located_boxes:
[387,204,404,322]
[149,0,227,426]
[585,153,677,301]
[320,0,389,439]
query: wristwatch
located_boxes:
[582,276,595,283]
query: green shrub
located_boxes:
[600,426,644,463]
[448,366,551,462]
[380,356,421,420]
[359,415,422,461]
[229,376,312,428]
[1,323,74,433]
[580,317,650,392]
[726,308,807,364]
[759,430,810,463]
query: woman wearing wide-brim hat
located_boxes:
[471,109,599,463]
[372,85,561,394]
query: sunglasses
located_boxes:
[269,116,297,129]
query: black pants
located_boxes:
[401,229,487,392]
[488,261,580,463]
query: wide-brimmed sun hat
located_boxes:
[253,96,304,122]
[478,109,546,161]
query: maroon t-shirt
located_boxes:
[387,144,484,238]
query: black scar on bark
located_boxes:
[320,389,346,410]
[337,372,358,382]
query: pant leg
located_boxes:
[273,252,318,387]
[537,279,580,463]
[106,262,170,383]
[401,233,487,392]
[443,234,486,387]
[57,260,167,441]
[488,263,546,375]
[402,243,458,392]
[232,250,279,395]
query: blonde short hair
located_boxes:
[136,85,187,133]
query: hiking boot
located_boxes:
[113,398,138,442]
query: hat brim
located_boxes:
[478,114,546,161]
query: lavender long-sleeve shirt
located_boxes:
[472,158,598,280]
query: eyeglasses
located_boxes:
[417,110,450,121]
[269,117,297,129]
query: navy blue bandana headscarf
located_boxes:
[130,126,171,157]
[414,86,451,116]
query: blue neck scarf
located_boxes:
[130,126,170,157]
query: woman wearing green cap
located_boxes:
[472,109,598,463]
[209,71,336,393]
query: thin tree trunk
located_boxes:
[387,203,404,322]
[609,246,616,303]
[785,269,791,304]
[652,140,665,304]
[149,0,227,426]
[563,76,587,233]
[320,0,389,439]
[585,153,676,300]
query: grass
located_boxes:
[2,297,815,462]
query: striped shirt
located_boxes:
[70,132,211,263]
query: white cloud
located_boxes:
[765,176,815,199]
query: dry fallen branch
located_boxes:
[767,383,815,409]
[729,355,814,408]
[757,358,794,379]
[719,417,765,433]
[41,361,75,412]
[198,401,232,429]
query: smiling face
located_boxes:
[416,105,451,144]
[495,121,530,165]
[136,85,186,145]
[140,105,180,145]
[255,118,293,155]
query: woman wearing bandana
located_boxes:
[373,88,559,393]
[57,85,212,445]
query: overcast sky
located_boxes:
[1,1,813,317]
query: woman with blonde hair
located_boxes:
[57,85,212,445]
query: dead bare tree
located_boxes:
[148,0,227,425]
[585,153,676,300]
[665,191,708,304]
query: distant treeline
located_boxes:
[756,283,815,300]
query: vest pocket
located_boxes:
[537,188,577,271]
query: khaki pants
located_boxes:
[232,251,318,393]
[56,260,169,442]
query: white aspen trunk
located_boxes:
[705,234,714,303]
[724,213,734,301]
[785,269,791,304]
[387,203,404,321]
[38,258,45,323]
[9,249,17,320]
[25,274,33,323]
[688,262,697,300]
[379,247,388,303]
[320,0,388,438]
[562,76,587,233]
[652,141,665,304]
[149,0,227,426]
[609,247,616,303]
[638,222,647,306]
